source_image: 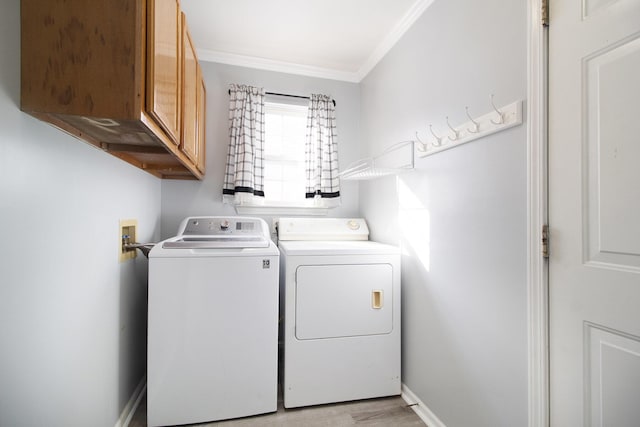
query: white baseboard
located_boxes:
[115,376,147,427]
[401,384,446,427]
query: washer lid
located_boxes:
[278,217,369,241]
[162,235,270,249]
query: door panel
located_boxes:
[181,15,198,163]
[295,264,393,340]
[147,0,181,145]
[196,65,206,174]
[585,36,640,268]
[549,0,640,425]
[585,323,640,426]
[148,255,279,424]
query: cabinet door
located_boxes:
[181,17,198,163]
[196,65,206,174]
[147,0,181,146]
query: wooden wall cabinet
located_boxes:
[20,0,206,180]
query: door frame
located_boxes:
[527,0,549,426]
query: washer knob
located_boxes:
[347,220,360,230]
[220,220,230,230]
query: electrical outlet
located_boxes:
[119,219,137,262]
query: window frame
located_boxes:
[234,96,329,216]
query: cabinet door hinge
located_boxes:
[542,224,549,258]
[542,0,549,27]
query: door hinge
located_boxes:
[542,0,549,26]
[542,224,549,258]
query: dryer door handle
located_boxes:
[371,290,383,309]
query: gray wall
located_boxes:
[160,62,361,238]
[0,1,159,426]
[359,0,528,426]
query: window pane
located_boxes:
[264,101,307,203]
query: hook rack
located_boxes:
[416,97,523,158]
[339,96,523,179]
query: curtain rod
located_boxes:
[228,89,336,106]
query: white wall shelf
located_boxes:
[339,140,415,181]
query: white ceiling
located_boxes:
[180,0,434,82]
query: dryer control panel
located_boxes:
[278,218,369,241]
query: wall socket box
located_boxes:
[119,219,137,262]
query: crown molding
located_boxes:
[197,0,435,83]
[356,0,436,81]
[196,49,361,83]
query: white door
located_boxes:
[549,0,640,425]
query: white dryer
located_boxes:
[278,218,401,408]
[148,217,279,427]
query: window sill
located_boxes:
[234,204,329,216]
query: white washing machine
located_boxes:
[278,218,401,408]
[147,216,279,427]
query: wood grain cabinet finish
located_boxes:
[20,0,205,180]
[196,66,207,174]
[147,0,181,146]
[180,14,198,165]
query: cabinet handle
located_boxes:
[372,290,383,309]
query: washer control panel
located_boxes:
[178,217,263,237]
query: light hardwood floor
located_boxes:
[130,392,426,426]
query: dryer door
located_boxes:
[295,263,393,340]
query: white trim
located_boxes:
[356,0,436,81]
[235,205,328,216]
[526,0,549,426]
[196,49,361,82]
[401,384,447,427]
[114,376,146,427]
[197,0,435,83]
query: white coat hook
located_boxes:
[465,106,480,133]
[445,117,460,141]
[429,125,443,147]
[415,131,427,152]
[490,94,504,125]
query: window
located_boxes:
[233,97,332,216]
[263,101,307,205]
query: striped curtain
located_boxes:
[305,94,341,207]
[223,84,265,205]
